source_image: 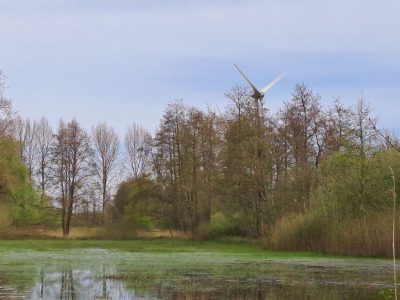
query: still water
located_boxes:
[0,248,396,299]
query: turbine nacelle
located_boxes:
[233,63,285,101]
[251,90,263,100]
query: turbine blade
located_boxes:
[260,72,286,95]
[233,63,260,94]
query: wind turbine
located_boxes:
[233,63,285,101]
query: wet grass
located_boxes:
[0,238,331,259]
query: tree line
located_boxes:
[7,116,154,235]
[1,71,399,245]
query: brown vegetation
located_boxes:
[267,211,399,257]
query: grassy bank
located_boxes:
[1,211,397,258]
[1,218,397,258]
[0,239,330,260]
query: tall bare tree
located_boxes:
[278,83,322,210]
[124,123,151,178]
[92,122,120,220]
[52,119,93,236]
[221,87,273,237]
[352,96,377,157]
[0,72,15,138]
[153,101,220,233]
[13,117,38,182]
[14,117,28,159]
[35,117,53,199]
[325,98,353,153]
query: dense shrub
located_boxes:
[196,212,236,239]
[0,139,52,227]
[110,176,160,232]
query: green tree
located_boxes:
[311,149,400,218]
[113,176,161,230]
[0,138,49,226]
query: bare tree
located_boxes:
[52,119,93,236]
[13,117,38,181]
[277,83,322,209]
[124,123,151,178]
[0,72,15,138]
[325,98,353,152]
[92,122,120,220]
[152,101,220,233]
[14,117,28,159]
[222,87,273,237]
[352,96,377,157]
[35,117,53,199]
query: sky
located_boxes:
[1,0,400,135]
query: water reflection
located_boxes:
[29,267,136,300]
[26,266,380,300]
[140,274,380,300]
[0,249,394,299]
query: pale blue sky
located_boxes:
[1,0,399,134]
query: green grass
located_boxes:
[0,238,344,259]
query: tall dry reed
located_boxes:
[266,210,400,258]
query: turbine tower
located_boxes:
[234,63,285,101]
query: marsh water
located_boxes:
[0,248,396,299]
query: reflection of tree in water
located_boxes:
[29,266,135,299]
[39,269,44,298]
[60,268,74,300]
[102,265,108,299]
[1,248,393,299]
[34,267,76,299]
[24,263,386,300]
